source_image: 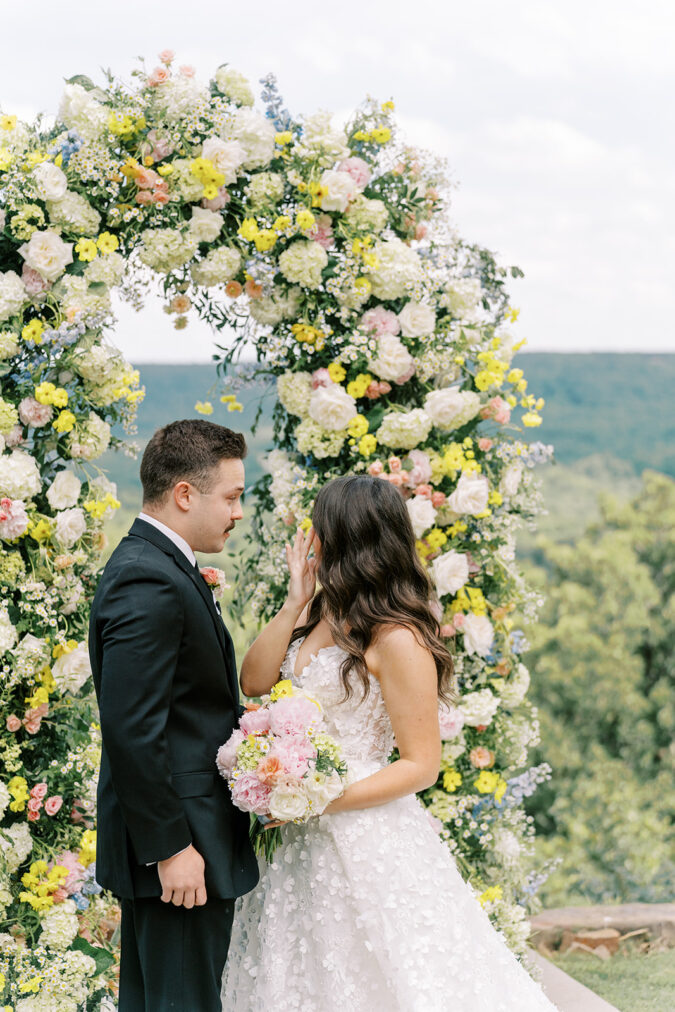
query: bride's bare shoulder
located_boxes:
[365,624,428,677]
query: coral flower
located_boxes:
[256,756,285,786]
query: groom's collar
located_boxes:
[136,512,196,567]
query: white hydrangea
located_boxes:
[50,470,84,511]
[425,387,482,432]
[462,613,495,658]
[308,384,356,431]
[367,334,414,382]
[376,408,432,450]
[172,157,208,201]
[344,196,388,233]
[55,274,111,319]
[68,411,111,460]
[498,663,531,707]
[190,246,241,287]
[398,302,436,338]
[39,899,79,950]
[232,109,276,169]
[370,238,423,301]
[0,329,20,358]
[249,286,300,326]
[201,137,245,185]
[440,277,483,322]
[459,687,500,726]
[277,371,312,417]
[0,449,41,499]
[14,633,50,679]
[83,251,125,286]
[0,820,33,872]
[245,172,284,210]
[188,207,223,244]
[431,550,469,598]
[46,191,101,236]
[215,66,254,106]
[138,228,197,272]
[278,240,328,289]
[52,641,91,694]
[155,76,209,122]
[58,83,107,140]
[406,496,437,538]
[0,271,27,324]
[297,111,350,167]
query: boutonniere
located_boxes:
[199,566,230,598]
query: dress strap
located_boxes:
[280,635,304,681]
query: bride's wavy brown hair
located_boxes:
[291,474,456,703]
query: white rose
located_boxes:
[232,109,276,170]
[201,137,245,185]
[406,496,437,538]
[424,387,482,432]
[46,470,81,510]
[0,607,18,654]
[0,271,27,323]
[398,302,436,338]
[498,663,531,707]
[268,780,310,822]
[303,770,344,812]
[319,170,357,213]
[32,161,67,201]
[431,550,469,598]
[188,207,223,244]
[459,687,500,727]
[18,230,73,283]
[0,449,41,499]
[308,385,357,432]
[500,462,524,498]
[447,473,489,515]
[51,641,91,694]
[461,614,495,658]
[367,335,414,382]
[55,507,87,548]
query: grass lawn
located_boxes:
[552,950,675,1012]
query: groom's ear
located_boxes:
[173,480,194,513]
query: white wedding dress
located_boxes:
[221,638,557,1011]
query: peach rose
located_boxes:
[388,456,402,472]
[256,756,285,786]
[27,810,40,822]
[158,49,175,64]
[45,795,63,816]
[470,747,495,769]
[415,484,433,499]
[30,782,48,800]
[431,491,446,508]
[148,66,170,87]
[179,65,195,78]
[6,714,21,732]
[245,279,263,299]
[367,461,384,476]
[478,437,493,451]
[27,797,42,813]
[225,280,242,298]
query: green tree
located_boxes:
[524,471,675,905]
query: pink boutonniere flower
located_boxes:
[200,566,229,598]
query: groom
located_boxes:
[89,419,259,1011]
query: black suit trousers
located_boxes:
[118,896,235,1011]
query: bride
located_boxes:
[222,474,556,1011]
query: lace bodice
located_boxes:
[280,636,395,770]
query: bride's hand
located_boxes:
[285,526,317,614]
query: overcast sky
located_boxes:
[2,0,673,360]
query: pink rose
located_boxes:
[478,437,493,451]
[148,66,170,87]
[179,65,195,78]
[431,491,446,508]
[309,214,334,250]
[415,223,428,240]
[200,566,228,595]
[388,456,402,473]
[152,190,170,206]
[135,167,160,190]
[311,367,333,389]
[158,49,175,64]
[19,397,53,427]
[22,264,51,295]
[6,714,21,732]
[53,850,87,894]
[269,696,322,737]
[439,623,455,638]
[240,708,271,735]
[0,497,29,539]
[216,729,245,777]
[438,704,465,740]
[480,396,511,425]
[202,187,230,211]
[28,810,40,822]
[385,472,404,487]
[360,306,400,337]
[470,747,495,769]
[45,795,63,816]
[337,157,371,190]
[367,461,384,476]
[269,737,317,778]
[414,484,433,499]
[23,704,48,735]
[143,129,175,161]
[30,782,48,801]
[27,797,42,813]
[406,449,432,487]
[230,771,271,816]
[452,613,466,630]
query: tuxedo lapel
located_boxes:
[128,519,238,704]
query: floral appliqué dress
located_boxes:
[221,638,557,1011]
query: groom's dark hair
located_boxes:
[140,419,247,505]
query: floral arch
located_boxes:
[0,53,551,1007]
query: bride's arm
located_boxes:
[239,527,316,698]
[324,626,441,813]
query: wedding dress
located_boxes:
[221,638,557,1011]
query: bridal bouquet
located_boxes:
[216,678,348,858]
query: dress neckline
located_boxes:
[291,636,344,681]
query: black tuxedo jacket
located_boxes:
[89,518,259,900]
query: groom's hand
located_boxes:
[158,844,207,908]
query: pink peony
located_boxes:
[480,396,511,425]
[22,264,51,295]
[45,795,63,816]
[360,306,400,337]
[337,157,371,190]
[53,850,87,894]
[19,397,53,427]
[0,497,29,539]
[230,771,271,816]
[269,737,317,778]
[406,449,432,486]
[6,714,21,732]
[438,704,465,740]
[309,214,334,250]
[30,783,48,801]
[240,708,272,735]
[311,367,332,389]
[216,730,245,777]
[269,695,322,737]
